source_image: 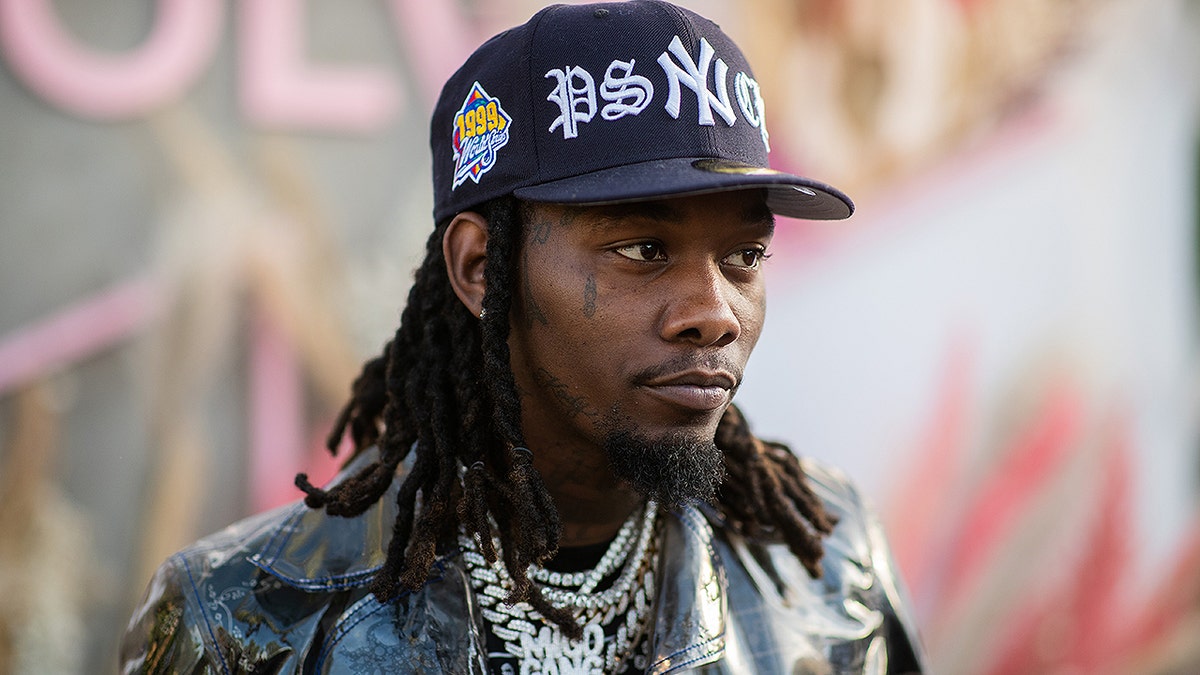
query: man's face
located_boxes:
[507,190,773,506]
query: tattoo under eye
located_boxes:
[583,276,597,317]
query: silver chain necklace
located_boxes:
[460,500,660,674]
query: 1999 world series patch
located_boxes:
[451,82,512,190]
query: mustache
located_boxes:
[628,353,744,388]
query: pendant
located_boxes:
[509,623,606,675]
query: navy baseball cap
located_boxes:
[430,0,853,223]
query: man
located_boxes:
[122,1,925,673]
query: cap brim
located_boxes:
[512,157,853,220]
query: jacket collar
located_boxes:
[248,448,396,590]
[647,505,729,673]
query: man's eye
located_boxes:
[614,243,666,262]
[723,248,768,269]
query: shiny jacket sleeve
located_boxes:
[120,556,214,675]
[806,460,927,674]
[861,496,925,674]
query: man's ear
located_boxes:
[443,211,490,318]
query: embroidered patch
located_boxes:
[452,82,512,189]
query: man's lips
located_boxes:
[639,369,738,412]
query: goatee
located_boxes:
[604,428,725,509]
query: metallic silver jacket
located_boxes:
[122,452,926,674]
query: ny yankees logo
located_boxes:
[657,35,736,126]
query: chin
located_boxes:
[602,427,725,509]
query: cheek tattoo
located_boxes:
[583,276,597,318]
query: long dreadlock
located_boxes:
[296,195,837,638]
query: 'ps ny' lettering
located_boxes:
[544,35,767,147]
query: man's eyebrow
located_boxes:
[587,201,681,225]
[584,197,776,231]
[743,201,776,232]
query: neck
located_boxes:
[531,442,644,548]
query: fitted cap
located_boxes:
[430,0,853,223]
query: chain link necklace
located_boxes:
[460,500,660,674]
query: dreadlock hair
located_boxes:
[296,194,837,639]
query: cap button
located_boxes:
[593,8,609,18]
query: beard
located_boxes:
[603,425,725,509]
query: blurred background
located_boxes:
[1,0,1198,672]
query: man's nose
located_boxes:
[659,264,741,347]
